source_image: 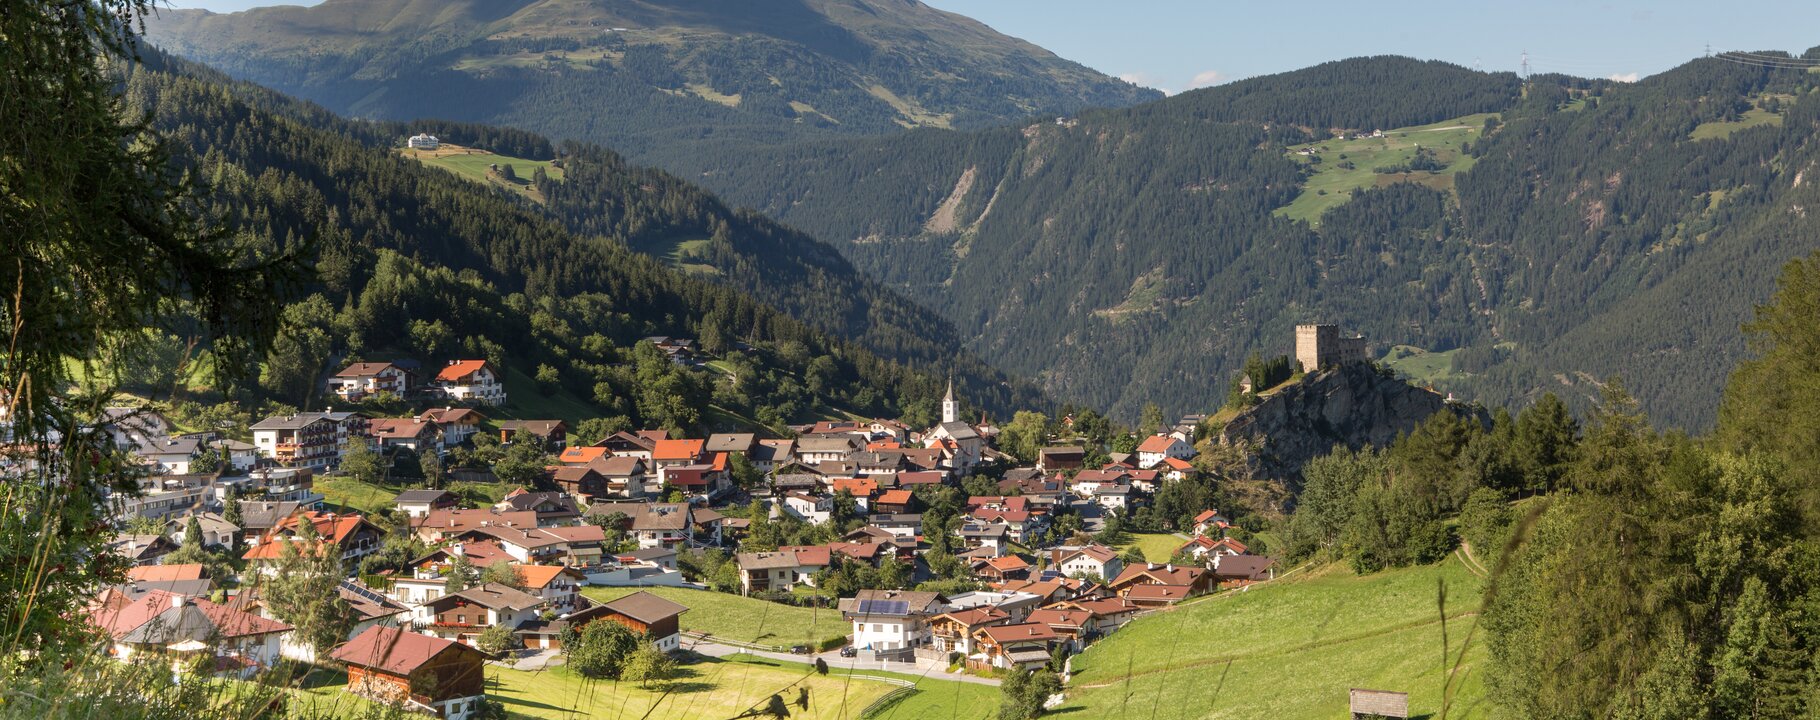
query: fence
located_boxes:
[853,676,918,718]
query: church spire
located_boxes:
[941,375,958,424]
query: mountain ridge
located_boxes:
[144,0,1161,162]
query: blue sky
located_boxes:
[166,0,1820,92]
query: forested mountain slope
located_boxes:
[657,54,1820,429]
[143,0,1160,165]
[127,50,1040,430]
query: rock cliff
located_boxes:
[1220,363,1481,491]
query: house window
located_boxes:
[457,614,465,624]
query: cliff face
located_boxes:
[1220,364,1478,491]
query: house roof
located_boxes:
[1058,545,1118,565]
[838,589,945,617]
[777,545,833,566]
[436,360,493,382]
[1137,435,1180,453]
[705,433,756,453]
[626,503,692,531]
[500,420,566,437]
[738,551,805,570]
[599,591,687,625]
[1213,554,1276,580]
[335,362,398,378]
[395,489,454,504]
[514,564,581,590]
[1111,563,1206,588]
[126,564,207,582]
[984,555,1031,572]
[1193,510,1221,524]
[93,591,290,644]
[590,456,645,476]
[1026,608,1092,628]
[978,622,1057,644]
[367,418,436,440]
[652,439,706,461]
[332,625,476,676]
[876,489,913,505]
[559,446,609,464]
[938,607,1010,627]
[832,478,879,497]
[418,407,484,425]
[432,582,544,612]
[1125,584,1190,602]
[1162,457,1194,470]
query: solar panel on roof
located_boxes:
[339,579,389,606]
[855,599,909,615]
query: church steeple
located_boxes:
[941,375,958,424]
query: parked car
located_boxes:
[790,645,811,655]
[839,646,857,658]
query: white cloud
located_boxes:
[1119,72,1175,96]
[1608,72,1640,83]
[1188,69,1227,89]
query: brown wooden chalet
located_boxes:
[331,625,488,720]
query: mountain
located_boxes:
[647,54,1820,430]
[125,50,1041,431]
[142,0,1161,164]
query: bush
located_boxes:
[568,620,641,679]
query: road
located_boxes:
[686,637,1002,686]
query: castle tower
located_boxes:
[1296,323,1368,371]
[941,376,958,424]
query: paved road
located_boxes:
[687,637,1001,686]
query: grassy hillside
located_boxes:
[1277,113,1492,223]
[403,143,563,201]
[580,586,849,649]
[1062,558,1489,719]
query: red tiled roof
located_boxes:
[979,622,1057,644]
[1027,608,1092,628]
[560,446,609,464]
[1126,584,1190,601]
[653,439,705,461]
[1137,435,1178,453]
[436,360,491,382]
[985,555,1030,572]
[1162,457,1193,470]
[127,564,206,582]
[877,489,912,505]
[832,478,879,497]
[1193,510,1220,523]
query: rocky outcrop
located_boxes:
[1220,363,1481,491]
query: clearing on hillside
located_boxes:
[1276,114,1494,224]
[401,143,564,202]
[1060,557,1488,719]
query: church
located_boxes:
[923,378,984,475]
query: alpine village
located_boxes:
[12,1,1820,719]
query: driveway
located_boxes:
[685,637,1000,686]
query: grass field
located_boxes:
[491,366,602,426]
[490,659,892,720]
[580,586,851,649]
[1690,107,1785,140]
[1119,532,1187,563]
[402,144,563,202]
[1060,557,1490,719]
[1380,345,1464,385]
[1277,113,1494,224]
[314,476,407,515]
[627,234,721,277]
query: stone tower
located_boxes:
[1296,324,1368,371]
[941,376,959,424]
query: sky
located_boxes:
[164,0,1820,93]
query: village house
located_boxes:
[251,412,342,469]
[166,511,238,549]
[750,438,795,472]
[394,489,459,518]
[409,508,540,543]
[591,430,658,459]
[873,488,916,515]
[1050,596,1145,635]
[420,582,545,644]
[499,419,568,449]
[417,407,485,447]
[840,589,947,660]
[929,607,1011,658]
[237,580,410,663]
[453,523,605,566]
[957,522,1011,555]
[1107,563,1214,601]
[332,625,487,720]
[1211,554,1277,587]
[90,590,292,678]
[241,511,386,572]
[705,432,756,456]
[1036,446,1086,472]
[1192,510,1230,537]
[329,362,410,402]
[494,488,583,525]
[1051,544,1123,582]
[366,417,442,453]
[650,438,706,471]
[434,360,506,405]
[406,133,441,149]
[1025,607,1096,651]
[971,622,1058,671]
[1178,534,1250,562]
[974,554,1033,582]
[737,546,832,595]
[795,433,862,465]
[867,513,923,540]
[514,564,587,613]
[563,590,688,653]
[782,491,833,524]
[1136,434,1195,469]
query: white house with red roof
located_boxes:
[329,362,410,402]
[434,360,505,405]
[1136,434,1195,469]
[90,590,292,677]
